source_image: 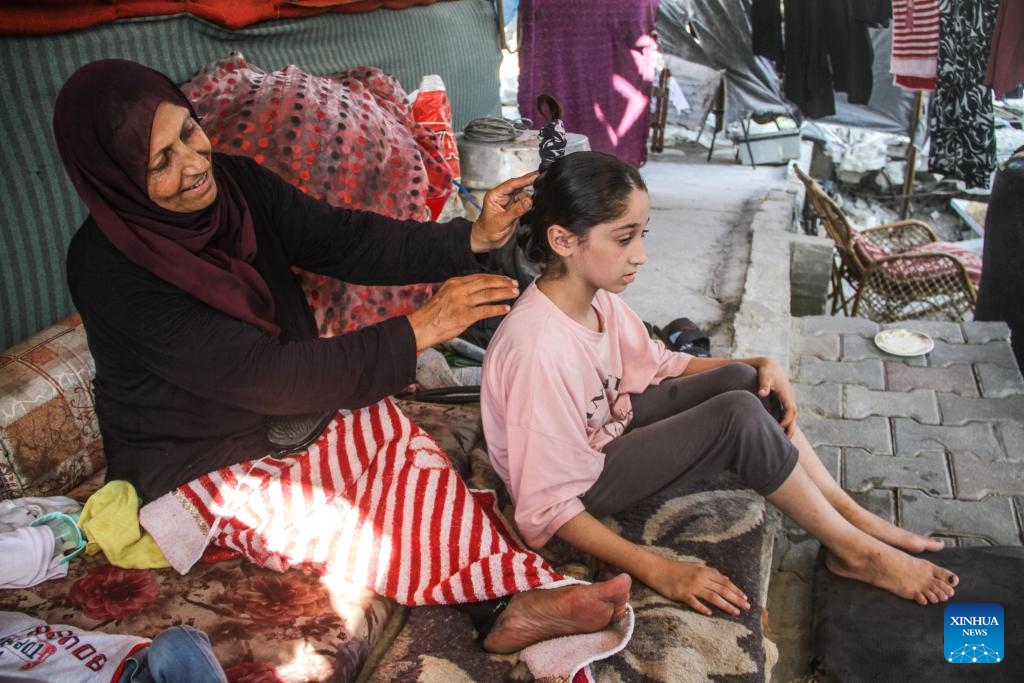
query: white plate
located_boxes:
[874,329,934,357]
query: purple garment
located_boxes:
[517,0,660,168]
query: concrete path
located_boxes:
[768,316,1024,682]
[625,152,789,355]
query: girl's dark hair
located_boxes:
[519,151,647,271]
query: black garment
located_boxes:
[784,0,836,118]
[927,0,1000,189]
[975,151,1024,372]
[67,153,482,502]
[824,0,874,105]
[853,0,892,27]
[780,0,877,118]
[751,0,784,64]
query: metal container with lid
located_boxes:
[456,130,591,190]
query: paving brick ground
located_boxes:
[767,316,1024,682]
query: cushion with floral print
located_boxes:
[183,52,455,337]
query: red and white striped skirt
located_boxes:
[175,398,562,606]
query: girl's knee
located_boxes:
[712,363,759,392]
[717,389,765,420]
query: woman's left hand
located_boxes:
[755,357,798,437]
[470,172,537,252]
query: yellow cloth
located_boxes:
[79,481,170,569]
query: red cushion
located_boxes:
[851,231,981,286]
[184,53,454,336]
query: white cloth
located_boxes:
[0,527,66,589]
[0,497,81,533]
[0,611,149,681]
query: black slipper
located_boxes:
[659,318,711,357]
[412,385,481,404]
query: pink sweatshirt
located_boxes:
[481,283,692,547]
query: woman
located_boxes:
[53,59,630,662]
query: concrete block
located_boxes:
[885,362,979,397]
[951,452,1024,500]
[844,385,940,424]
[899,491,1021,545]
[893,418,1006,460]
[848,488,896,523]
[976,363,1024,398]
[844,449,951,497]
[844,335,928,365]
[957,535,996,547]
[799,413,892,454]
[880,320,964,344]
[1000,423,1024,459]
[792,322,840,360]
[800,316,879,336]
[795,357,885,389]
[789,234,833,317]
[816,445,842,482]
[927,340,1019,370]
[794,383,843,418]
[937,394,1024,426]
[962,321,1011,344]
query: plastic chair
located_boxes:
[793,164,979,323]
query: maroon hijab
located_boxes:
[54,59,280,337]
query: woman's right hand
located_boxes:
[407,274,519,351]
[644,555,751,617]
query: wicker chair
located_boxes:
[794,164,979,323]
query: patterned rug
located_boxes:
[367,465,777,683]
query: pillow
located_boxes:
[851,232,982,286]
[183,53,454,336]
[0,314,105,499]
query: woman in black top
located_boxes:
[55,59,631,659]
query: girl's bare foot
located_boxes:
[825,543,958,605]
[482,573,632,654]
[837,503,945,553]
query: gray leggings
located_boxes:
[581,364,799,517]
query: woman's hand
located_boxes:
[470,172,537,253]
[406,274,519,351]
[644,555,750,617]
[754,356,798,436]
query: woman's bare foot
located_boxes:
[837,502,945,553]
[825,543,958,605]
[481,573,632,654]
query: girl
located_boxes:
[481,150,959,617]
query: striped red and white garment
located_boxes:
[891,0,941,90]
[178,398,563,606]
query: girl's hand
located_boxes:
[470,172,537,252]
[645,556,751,617]
[755,357,798,436]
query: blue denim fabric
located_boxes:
[117,626,227,683]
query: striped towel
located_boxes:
[891,0,941,90]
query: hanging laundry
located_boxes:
[762,0,875,119]
[751,0,784,64]
[928,0,1000,189]
[984,0,1024,97]
[517,0,659,167]
[891,0,941,90]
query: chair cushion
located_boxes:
[852,232,982,286]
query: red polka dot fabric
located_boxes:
[184,53,454,336]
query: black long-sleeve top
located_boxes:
[67,153,482,502]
